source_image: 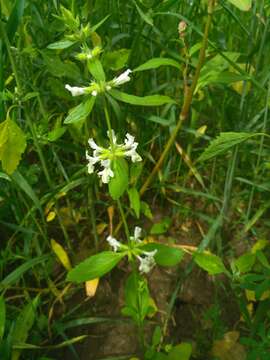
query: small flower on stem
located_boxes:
[65,84,88,96]
[86,130,141,183]
[98,159,114,183]
[107,235,122,252]
[111,69,132,87]
[130,226,142,243]
[137,250,157,274]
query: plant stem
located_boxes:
[117,199,130,243]
[140,0,215,196]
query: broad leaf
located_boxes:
[150,217,172,235]
[128,187,140,218]
[109,158,129,200]
[67,251,124,282]
[142,243,184,267]
[0,118,26,174]
[134,57,181,72]
[168,343,192,360]
[87,59,106,81]
[199,132,258,161]
[103,49,130,70]
[227,0,252,11]
[234,253,255,273]
[109,89,175,106]
[47,39,76,49]
[194,252,226,275]
[64,96,95,124]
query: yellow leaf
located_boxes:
[195,125,207,138]
[147,297,158,318]
[51,239,72,271]
[96,223,108,235]
[251,239,268,253]
[245,289,256,302]
[211,331,246,360]
[245,289,270,302]
[85,278,99,297]
[46,211,56,222]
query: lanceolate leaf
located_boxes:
[134,57,181,72]
[109,89,175,106]
[12,295,39,360]
[227,0,252,11]
[0,117,26,174]
[199,132,259,161]
[67,251,125,282]
[6,0,25,42]
[194,252,226,275]
[109,158,129,200]
[0,296,5,340]
[47,39,76,49]
[64,96,95,124]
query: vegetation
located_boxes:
[1,0,270,359]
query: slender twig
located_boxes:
[140,0,215,196]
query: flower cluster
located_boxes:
[86,130,142,183]
[106,227,157,274]
[65,69,132,97]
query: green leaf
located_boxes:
[142,243,184,267]
[87,59,106,81]
[194,252,226,275]
[199,132,258,161]
[227,0,252,11]
[234,253,255,273]
[12,295,39,360]
[47,39,76,49]
[109,158,129,200]
[109,89,175,106]
[91,14,111,32]
[141,201,153,220]
[1,255,50,289]
[150,217,172,235]
[168,343,192,360]
[64,97,95,124]
[0,118,26,174]
[0,296,5,340]
[67,251,125,282]
[134,58,181,72]
[11,170,42,214]
[103,49,130,70]
[128,187,140,218]
[6,0,25,42]
[42,53,81,80]
[133,0,153,26]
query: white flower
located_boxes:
[107,235,121,252]
[123,133,142,162]
[86,151,99,174]
[86,130,141,183]
[91,90,98,96]
[130,226,142,243]
[65,84,87,96]
[111,69,132,87]
[98,159,114,183]
[137,250,157,274]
